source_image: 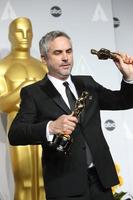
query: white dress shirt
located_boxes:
[46,75,78,141]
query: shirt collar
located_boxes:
[47,74,78,99]
[47,74,72,85]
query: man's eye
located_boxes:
[67,49,72,54]
[54,51,61,55]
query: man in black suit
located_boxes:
[8,31,133,200]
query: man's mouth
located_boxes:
[61,64,70,67]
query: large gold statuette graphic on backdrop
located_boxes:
[49,91,89,154]
[0,17,47,200]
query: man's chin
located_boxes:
[58,73,70,80]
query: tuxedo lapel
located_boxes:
[71,76,93,121]
[71,76,86,98]
[39,76,71,114]
[39,75,92,116]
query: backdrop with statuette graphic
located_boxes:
[0,0,133,199]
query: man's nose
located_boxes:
[62,52,68,61]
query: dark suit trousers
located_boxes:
[47,167,115,200]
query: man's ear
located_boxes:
[41,56,47,65]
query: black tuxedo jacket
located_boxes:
[8,75,133,198]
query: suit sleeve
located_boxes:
[8,87,48,146]
[88,77,133,110]
[101,80,133,110]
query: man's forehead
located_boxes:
[48,37,72,50]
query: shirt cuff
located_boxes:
[46,121,54,141]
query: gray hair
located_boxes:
[39,31,71,57]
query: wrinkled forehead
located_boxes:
[48,36,72,50]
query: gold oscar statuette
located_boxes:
[49,91,89,154]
